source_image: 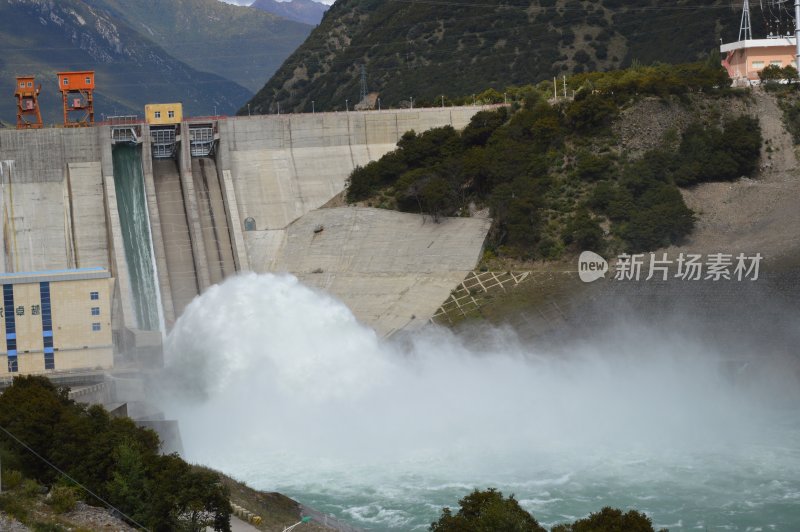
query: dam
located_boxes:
[0,107,492,379]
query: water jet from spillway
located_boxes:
[159,273,800,531]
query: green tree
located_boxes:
[106,440,150,526]
[0,376,231,532]
[429,489,546,532]
[563,208,605,252]
[552,506,666,532]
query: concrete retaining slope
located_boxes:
[222,107,487,231]
[0,128,108,273]
[247,208,491,336]
[227,107,494,334]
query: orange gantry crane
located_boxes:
[57,71,95,127]
[15,76,43,129]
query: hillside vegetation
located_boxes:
[245,0,744,114]
[346,63,762,260]
[0,376,231,531]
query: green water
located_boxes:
[112,145,160,331]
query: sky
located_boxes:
[219,0,334,5]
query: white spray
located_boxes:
[159,273,800,530]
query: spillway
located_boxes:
[192,157,235,285]
[152,158,199,317]
[111,145,160,331]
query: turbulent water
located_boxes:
[161,273,800,531]
[112,146,161,331]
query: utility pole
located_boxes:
[554,77,557,100]
[442,95,445,108]
[312,101,315,114]
[795,0,800,68]
[410,96,414,109]
[740,0,752,41]
[359,64,368,103]
[247,103,251,117]
[563,75,567,98]
[345,99,349,112]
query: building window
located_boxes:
[27,82,32,88]
[752,61,765,69]
[19,82,24,88]
[154,111,161,119]
[85,77,91,84]
[168,110,175,118]
[92,323,101,332]
[90,291,99,300]
[63,79,69,86]
[770,60,782,67]
[244,217,256,231]
[91,307,100,316]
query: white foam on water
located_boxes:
[159,273,800,530]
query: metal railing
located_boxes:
[151,126,178,158]
[188,124,216,157]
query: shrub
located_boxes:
[3,469,23,490]
[47,485,78,514]
[21,478,43,497]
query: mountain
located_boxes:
[244,0,745,114]
[251,0,328,26]
[0,0,255,123]
[93,0,313,92]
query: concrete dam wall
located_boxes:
[0,106,492,344]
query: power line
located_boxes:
[0,423,149,531]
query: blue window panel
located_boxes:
[90,292,99,300]
[92,323,101,332]
[43,337,53,348]
[43,330,53,338]
[5,333,15,340]
[44,354,54,370]
[44,347,54,354]
[7,340,15,351]
[91,307,100,316]
[8,359,18,373]
[7,350,16,357]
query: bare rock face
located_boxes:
[64,502,138,531]
[0,513,29,532]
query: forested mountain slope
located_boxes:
[245,0,745,114]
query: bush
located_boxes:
[21,478,43,497]
[563,208,605,252]
[553,506,666,532]
[47,485,78,514]
[0,376,231,531]
[3,469,23,490]
[430,488,546,532]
